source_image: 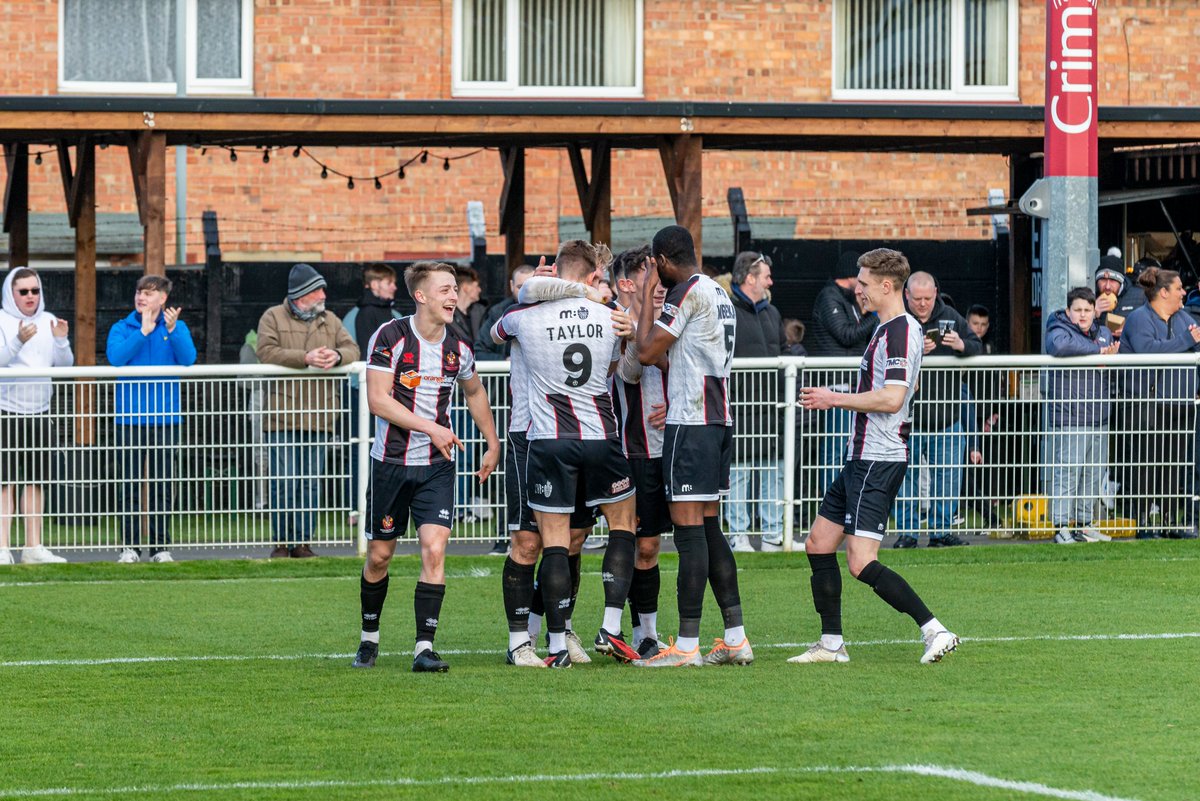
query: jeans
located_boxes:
[266,430,329,544]
[895,422,965,539]
[1043,426,1108,526]
[116,424,179,550]
[818,407,854,497]
[725,460,784,537]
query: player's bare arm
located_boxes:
[636,263,676,365]
[366,368,462,461]
[800,383,907,415]
[460,373,501,482]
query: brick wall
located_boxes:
[2,0,1196,264]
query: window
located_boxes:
[454,0,642,97]
[833,0,1016,101]
[59,0,253,95]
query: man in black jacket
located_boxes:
[808,251,877,501]
[726,252,787,552]
[474,265,534,361]
[894,271,982,548]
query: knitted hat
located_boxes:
[1094,255,1126,291]
[287,263,327,300]
[835,250,861,279]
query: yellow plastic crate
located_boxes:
[1096,517,1138,539]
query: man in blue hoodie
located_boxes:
[106,275,197,563]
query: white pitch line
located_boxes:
[2,631,1196,669]
[0,763,1144,801]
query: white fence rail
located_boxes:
[0,354,1197,557]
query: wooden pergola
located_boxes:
[4,96,1200,362]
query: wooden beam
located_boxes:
[73,137,96,443]
[498,147,525,271]
[55,137,93,227]
[566,141,612,246]
[142,132,167,275]
[3,143,29,268]
[658,134,703,258]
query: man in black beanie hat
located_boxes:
[1094,254,1144,340]
[257,263,360,558]
[807,251,878,499]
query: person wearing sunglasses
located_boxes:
[0,268,73,565]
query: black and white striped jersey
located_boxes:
[655,274,735,426]
[611,352,667,460]
[366,316,476,465]
[847,312,923,462]
[494,298,621,441]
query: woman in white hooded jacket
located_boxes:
[0,268,73,564]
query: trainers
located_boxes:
[632,639,702,667]
[150,550,174,563]
[1053,526,1077,545]
[636,637,664,659]
[412,648,450,673]
[702,638,755,666]
[351,640,378,668]
[1078,526,1111,542]
[0,548,13,566]
[730,533,755,553]
[488,540,509,556]
[564,630,592,664]
[787,642,850,664]
[582,535,607,550]
[290,544,317,558]
[506,641,546,667]
[22,545,66,564]
[117,548,141,564]
[893,536,919,549]
[920,629,959,664]
[268,545,291,558]
[544,649,572,668]
[594,628,640,662]
[929,533,970,547]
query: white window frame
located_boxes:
[57,0,254,96]
[831,0,1018,102]
[451,0,644,99]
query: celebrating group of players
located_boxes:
[349,225,958,672]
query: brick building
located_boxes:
[1,0,1197,267]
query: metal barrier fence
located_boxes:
[0,354,1197,558]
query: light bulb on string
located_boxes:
[293,147,302,158]
[262,149,270,163]
[443,159,451,171]
[347,177,355,190]
[374,177,382,190]
[34,152,42,165]
[398,166,406,180]
[230,149,238,162]
[419,151,428,164]
[321,166,328,179]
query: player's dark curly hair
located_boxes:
[651,225,697,269]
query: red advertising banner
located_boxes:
[1045,0,1098,178]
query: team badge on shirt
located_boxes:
[381,515,395,534]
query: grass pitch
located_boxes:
[0,543,1196,800]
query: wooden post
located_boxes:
[658,135,703,259]
[3,143,30,268]
[498,147,526,271]
[72,139,97,444]
[129,131,167,276]
[566,141,612,248]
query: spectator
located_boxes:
[726,251,787,552]
[963,304,1005,528]
[894,271,982,548]
[808,251,877,498]
[342,264,400,528]
[1094,254,1144,341]
[448,267,489,345]
[1119,267,1200,539]
[475,265,535,362]
[106,275,197,563]
[783,318,807,356]
[0,268,72,564]
[1043,287,1118,544]
[256,264,360,558]
[967,304,996,354]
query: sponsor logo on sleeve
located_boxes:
[402,352,415,364]
[886,357,910,371]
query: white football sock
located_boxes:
[548,631,567,654]
[639,612,658,641]
[602,607,623,634]
[361,630,380,644]
[527,613,543,641]
[508,631,530,651]
[676,636,699,652]
[920,618,943,638]
[724,626,746,647]
[820,634,844,651]
[414,639,433,658]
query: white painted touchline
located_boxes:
[0,763,1144,801]
[2,631,1196,669]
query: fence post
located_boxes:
[356,362,370,557]
[782,358,798,551]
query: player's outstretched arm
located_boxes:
[636,262,676,365]
[800,383,906,415]
[517,276,588,304]
[460,373,501,482]
[367,368,462,460]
